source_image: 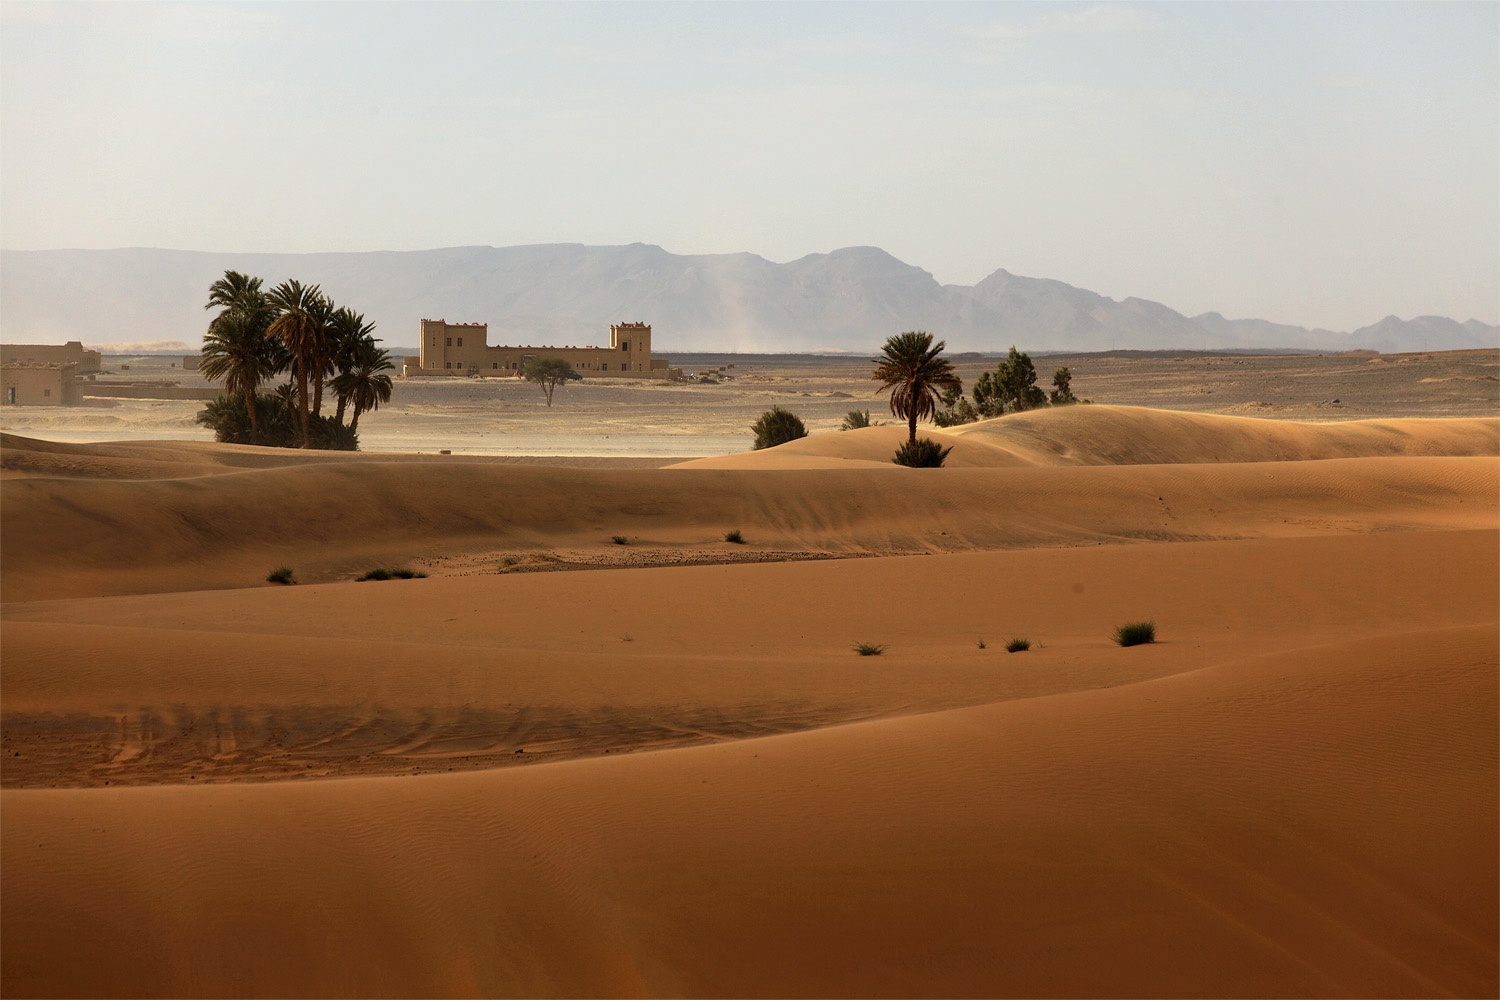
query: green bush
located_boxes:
[853,642,886,656]
[893,437,953,468]
[309,415,359,451]
[196,392,358,450]
[976,638,987,649]
[1114,621,1156,647]
[266,566,295,585]
[751,407,808,450]
[724,529,745,544]
[839,409,874,431]
[1005,638,1031,652]
[611,535,628,545]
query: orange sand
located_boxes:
[2,407,1496,997]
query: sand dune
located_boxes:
[674,405,1500,469]
[2,411,1496,601]
[3,547,1494,995]
[2,408,1497,997]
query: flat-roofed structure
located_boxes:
[0,341,101,375]
[403,321,678,379]
[1,363,81,406]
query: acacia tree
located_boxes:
[1050,367,1079,405]
[992,346,1048,413]
[935,347,1086,427]
[871,331,962,446]
[522,356,574,406]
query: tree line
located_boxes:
[873,334,1086,465]
[196,271,393,449]
[751,333,1086,467]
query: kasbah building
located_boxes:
[1,341,102,406]
[405,321,681,380]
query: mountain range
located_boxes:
[1,243,1493,355]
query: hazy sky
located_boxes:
[2,1,1496,331]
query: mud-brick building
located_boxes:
[1,363,82,406]
[403,321,678,379]
[0,341,101,375]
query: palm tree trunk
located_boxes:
[908,411,918,445]
[244,385,258,433]
[312,370,324,418]
[334,395,347,427]
[297,369,312,448]
[349,408,361,436]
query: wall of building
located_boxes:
[410,320,674,378]
[83,385,220,401]
[0,342,101,374]
[1,364,81,406]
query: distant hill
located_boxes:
[1,244,1493,355]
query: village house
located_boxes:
[1,363,82,406]
[0,341,101,374]
[403,321,679,379]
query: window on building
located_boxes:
[5,388,14,404]
[601,363,608,371]
[445,362,452,369]
[621,341,629,352]
[492,362,498,369]
[43,389,51,397]
[457,337,463,347]
[445,337,452,347]
[431,338,436,347]
[510,362,518,370]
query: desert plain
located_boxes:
[2,349,1498,998]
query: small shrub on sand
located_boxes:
[725,529,745,544]
[1005,638,1031,653]
[893,437,953,468]
[839,409,874,431]
[853,642,887,656]
[976,638,987,649]
[357,568,427,582]
[751,407,808,450]
[266,566,295,585]
[1114,621,1156,647]
[611,535,628,545]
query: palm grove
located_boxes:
[196,271,394,449]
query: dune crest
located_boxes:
[671,406,1500,469]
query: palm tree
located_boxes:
[202,271,277,432]
[200,308,277,433]
[327,306,376,426]
[305,292,336,419]
[331,339,394,436]
[871,331,962,445]
[266,279,326,448]
[205,270,263,314]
